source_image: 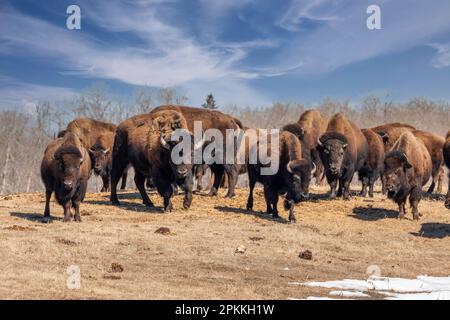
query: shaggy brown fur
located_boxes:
[297,109,329,184]
[110,110,191,210]
[384,131,432,220]
[40,132,91,222]
[371,123,416,152]
[151,105,243,198]
[318,113,368,200]
[412,130,445,194]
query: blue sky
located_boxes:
[1,0,450,109]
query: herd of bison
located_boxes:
[40,104,450,224]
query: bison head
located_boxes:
[160,130,205,180]
[317,133,348,175]
[285,159,316,203]
[54,146,85,191]
[384,151,412,198]
[89,147,110,176]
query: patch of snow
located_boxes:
[298,275,450,300]
[329,290,370,298]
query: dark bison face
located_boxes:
[285,160,316,203]
[384,152,412,198]
[318,139,347,175]
[160,131,205,180]
[55,152,85,191]
[89,148,110,176]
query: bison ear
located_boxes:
[298,128,305,139]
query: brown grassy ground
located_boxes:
[0,186,449,299]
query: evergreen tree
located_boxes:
[202,93,217,109]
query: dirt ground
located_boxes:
[1,185,449,299]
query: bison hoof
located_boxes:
[289,219,296,224]
[183,203,191,210]
[111,200,121,206]
[369,193,374,198]
[74,217,82,222]
[144,202,154,208]
[225,193,235,198]
[272,213,280,220]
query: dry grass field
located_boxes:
[1,185,450,299]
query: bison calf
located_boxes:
[41,132,91,222]
[384,131,432,220]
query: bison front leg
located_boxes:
[284,198,296,223]
[43,188,52,219]
[73,201,81,222]
[63,201,72,222]
[437,166,444,194]
[101,173,110,192]
[410,187,422,220]
[327,173,338,199]
[342,179,351,200]
[182,175,194,210]
[398,201,406,220]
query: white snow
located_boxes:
[329,290,370,298]
[298,275,450,300]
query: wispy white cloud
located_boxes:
[275,0,450,74]
[277,0,338,31]
[430,43,450,68]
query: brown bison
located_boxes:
[372,123,415,152]
[372,122,416,194]
[318,113,368,200]
[245,130,315,223]
[110,110,203,210]
[384,131,432,220]
[40,132,91,222]
[358,129,385,197]
[412,130,445,194]
[60,118,128,192]
[297,110,329,184]
[443,131,450,208]
[151,105,243,198]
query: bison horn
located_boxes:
[286,161,294,174]
[310,162,317,176]
[160,133,170,150]
[317,139,323,147]
[102,148,110,154]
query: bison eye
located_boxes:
[324,149,329,154]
